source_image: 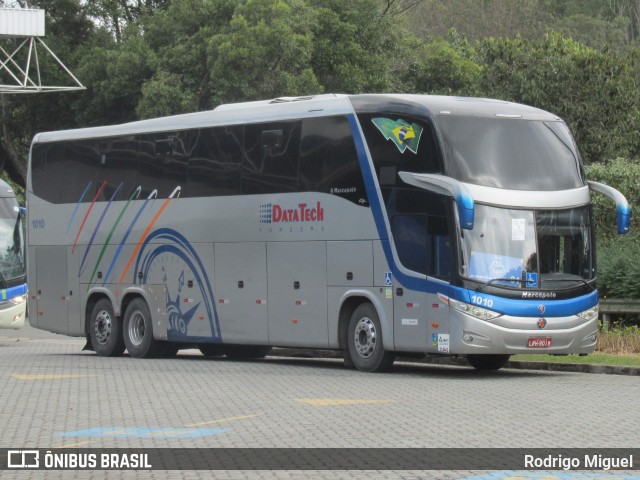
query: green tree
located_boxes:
[208,0,321,104]
[478,34,640,163]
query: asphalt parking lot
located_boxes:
[1,324,638,480]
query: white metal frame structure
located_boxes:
[0,7,84,93]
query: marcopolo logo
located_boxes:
[259,202,324,224]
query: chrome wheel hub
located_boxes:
[353,316,377,358]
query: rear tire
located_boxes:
[89,299,125,357]
[123,298,163,358]
[467,354,510,371]
[347,303,394,372]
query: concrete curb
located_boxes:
[270,348,640,376]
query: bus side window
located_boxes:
[356,113,442,186]
[243,121,301,194]
[99,138,139,202]
[300,116,367,206]
[188,126,243,197]
[387,188,454,279]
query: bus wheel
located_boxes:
[89,299,125,357]
[347,303,394,372]
[224,345,272,359]
[198,344,225,357]
[467,354,510,371]
[123,298,162,358]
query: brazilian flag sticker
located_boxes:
[372,118,423,154]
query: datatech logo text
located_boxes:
[259,202,324,224]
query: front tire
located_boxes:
[89,299,125,357]
[123,298,163,358]
[467,354,510,371]
[347,303,394,372]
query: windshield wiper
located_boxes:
[539,277,596,292]
[478,278,528,291]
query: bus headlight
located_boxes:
[8,294,26,305]
[447,297,501,321]
[577,305,599,321]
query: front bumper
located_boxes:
[449,310,598,355]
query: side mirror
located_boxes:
[588,181,631,234]
[398,172,474,230]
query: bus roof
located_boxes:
[31,93,561,144]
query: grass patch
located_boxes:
[596,324,640,354]
[512,353,640,367]
[512,325,640,367]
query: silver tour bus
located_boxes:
[26,94,630,371]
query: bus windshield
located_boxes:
[460,204,594,290]
[438,116,584,191]
[0,197,25,286]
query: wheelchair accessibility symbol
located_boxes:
[384,272,392,286]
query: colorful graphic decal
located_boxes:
[118,186,181,285]
[102,189,157,285]
[68,183,221,342]
[372,118,423,154]
[78,182,123,277]
[134,228,221,340]
[66,181,93,234]
[71,180,107,254]
[87,186,141,289]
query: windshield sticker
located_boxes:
[470,252,523,285]
[526,272,538,288]
[512,218,526,241]
[372,118,423,154]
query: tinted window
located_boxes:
[438,117,584,190]
[99,137,139,201]
[300,116,367,206]
[188,126,243,196]
[138,131,188,198]
[385,188,454,279]
[357,113,442,187]
[31,118,369,203]
[243,121,301,194]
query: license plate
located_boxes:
[528,337,552,348]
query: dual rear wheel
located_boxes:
[89,297,174,358]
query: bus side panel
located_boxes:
[32,246,69,334]
[393,290,430,354]
[267,241,328,348]
[327,241,373,286]
[65,245,82,336]
[214,242,268,345]
[373,240,395,348]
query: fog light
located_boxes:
[463,334,474,343]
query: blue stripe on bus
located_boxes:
[448,286,598,317]
[347,113,596,317]
[1,284,27,300]
[347,114,448,296]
